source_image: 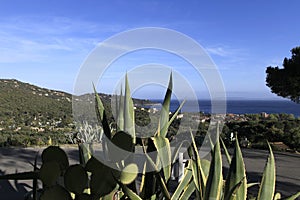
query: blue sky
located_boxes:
[0,0,299,100]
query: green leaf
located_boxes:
[171,140,189,164]
[153,135,171,182]
[39,161,61,186]
[190,130,206,197]
[120,163,138,185]
[247,182,259,188]
[93,84,111,139]
[282,191,300,200]
[64,164,88,195]
[167,100,185,128]
[200,159,210,180]
[78,143,92,165]
[204,140,223,200]
[40,185,72,200]
[220,137,231,164]
[224,135,247,200]
[159,72,172,138]
[274,192,281,200]
[117,89,124,131]
[144,151,171,200]
[41,146,69,172]
[0,171,38,180]
[124,74,135,144]
[257,142,276,200]
[171,161,193,200]
[179,181,196,200]
[121,184,143,200]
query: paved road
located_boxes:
[0,146,299,199]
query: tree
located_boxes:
[266,47,300,103]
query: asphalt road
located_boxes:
[0,146,299,199]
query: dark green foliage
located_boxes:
[223,115,300,151]
[266,47,300,103]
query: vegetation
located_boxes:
[222,113,300,151]
[266,46,300,103]
[1,74,299,200]
[0,79,151,147]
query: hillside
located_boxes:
[0,79,152,133]
[0,79,73,128]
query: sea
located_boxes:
[149,100,300,117]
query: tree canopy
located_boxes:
[266,47,300,103]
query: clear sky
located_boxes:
[0,0,299,100]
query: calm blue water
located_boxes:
[150,100,300,117]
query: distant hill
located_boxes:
[0,79,72,126]
[0,79,152,130]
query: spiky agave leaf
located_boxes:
[224,134,247,200]
[124,74,135,144]
[93,84,111,139]
[171,160,193,200]
[190,130,206,198]
[257,142,275,200]
[153,135,171,182]
[204,140,223,200]
[159,72,172,138]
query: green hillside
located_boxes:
[0,79,152,146]
[0,79,72,128]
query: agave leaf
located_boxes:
[190,130,206,197]
[0,171,38,180]
[41,146,69,172]
[167,100,186,128]
[40,185,72,200]
[39,161,61,186]
[204,140,223,200]
[64,164,88,195]
[282,191,300,200]
[121,184,143,200]
[144,151,171,200]
[159,72,172,138]
[179,181,196,200]
[153,135,171,182]
[117,88,124,131]
[224,135,247,200]
[247,182,259,188]
[124,74,136,144]
[274,192,281,200]
[78,143,92,165]
[171,161,193,200]
[200,159,210,180]
[220,137,231,164]
[224,176,245,200]
[93,84,111,139]
[119,163,138,185]
[139,161,147,194]
[171,140,189,164]
[257,142,275,200]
